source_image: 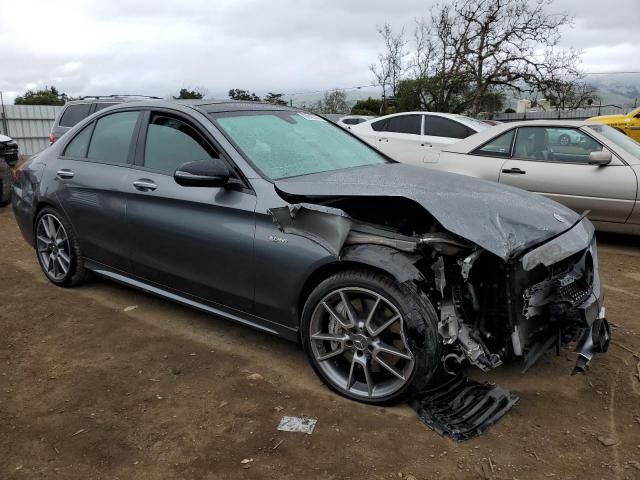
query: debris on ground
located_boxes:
[277,416,317,435]
[247,373,264,381]
[597,436,619,447]
[123,305,138,312]
[410,374,518,441]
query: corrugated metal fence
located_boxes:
[0,105,62,156]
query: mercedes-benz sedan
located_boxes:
[12,101,609,404]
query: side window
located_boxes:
[371,118,388,132]
[425,116,470,139]
[58,104,92,128]
[63,123,94,158]
[143,114,218,174]
[93,102,119,113]
[87,111,139,164]
[473,130,515,157]
[514,127,602,163]
[384,115,421,135]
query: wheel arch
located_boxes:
[295,245,425,331]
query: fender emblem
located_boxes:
[269,235,288,244]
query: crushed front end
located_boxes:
[433,217,610,375]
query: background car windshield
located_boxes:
[214,111,388,179]
[587,124,640,159]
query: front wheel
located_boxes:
[301,270,440,404]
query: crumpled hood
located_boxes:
[275,163,582,261]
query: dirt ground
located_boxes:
[1,205,639,480]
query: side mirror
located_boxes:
[174,159,230,187]
[588,150,612,166]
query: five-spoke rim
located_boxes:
[309,287,414,400]
[36,214,71,281]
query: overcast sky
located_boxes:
[2,0,638,103]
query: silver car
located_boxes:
[412,120,640,234]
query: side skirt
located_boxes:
[87,262,299,341]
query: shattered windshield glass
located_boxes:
[213,111,388,180]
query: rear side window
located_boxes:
[87,111,139,164]
[372,115,421,135]
[63,123,93,157]
[93,102,118,113]
[143,114,217,174]
[343,118,364,125]
[473,130,515,157]
[59,104,92,128]
[425,116,470,139]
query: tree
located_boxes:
[351,97,383,116]
[315,89,349,114]
[369,24,407,109]
[173,87,206,99]
[14,86,67,105]
[264,92,287,106]
[539,78,599,110]
[228,89,261,102]
[373,0,583,115]
[504,107,516,113]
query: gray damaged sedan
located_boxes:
[12,100,610,404]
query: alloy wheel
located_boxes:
[309,287,415,400]
[36,214,72,281]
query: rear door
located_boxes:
[124,110,256,312]
[499,126,637,223]
[368,114,425,165]
[422,115,473,156]
[54,110,141,269]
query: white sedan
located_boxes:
[350,112,489,164]
[402,119,640,234]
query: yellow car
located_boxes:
[588,106,640,142]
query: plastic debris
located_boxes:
[277,416,317,434]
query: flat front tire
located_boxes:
[301,269,440,404]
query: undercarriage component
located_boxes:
[410,374,519,441]
[573,313,611,374]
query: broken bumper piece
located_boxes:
[573,308,611,374]
[410,374,519,441]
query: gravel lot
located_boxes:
[1,205,640,479]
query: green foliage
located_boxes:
[504,108,516,113]
[228,89,261,102]
[14,86,67,105]
[351,97,383,116]
[174,87,205,99]
[264,92,287,106]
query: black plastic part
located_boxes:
[410,375,519,441]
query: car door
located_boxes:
[499,126,637,223]
[124,110,256,313]
[367,115,425,165]
[54,110,140,270]
[427,128,515,182]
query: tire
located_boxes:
[558,134,570,146]
[34,207,90,287]
[301,269,441,405]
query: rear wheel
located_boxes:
[301,269,440,404]
[35,208,89,287]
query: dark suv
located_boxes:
[49,95,161,144]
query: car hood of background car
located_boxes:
[0,134,13,143]
[275,163,582,261]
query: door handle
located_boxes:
[56,169,74,179]
[421,143,432,147]
[378,137,389,142]
[501,168,526,175]
[133,179,157,191]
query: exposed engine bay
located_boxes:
[269,197,610,378]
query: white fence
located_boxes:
[0,105,62,156]
[493,104,636,122]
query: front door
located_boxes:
[499,126,637,223]
[124,111,256,313]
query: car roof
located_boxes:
[443,119,600,154]
[64,95,163,105]
[80,98,299,114]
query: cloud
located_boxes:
[1,0,637,103]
